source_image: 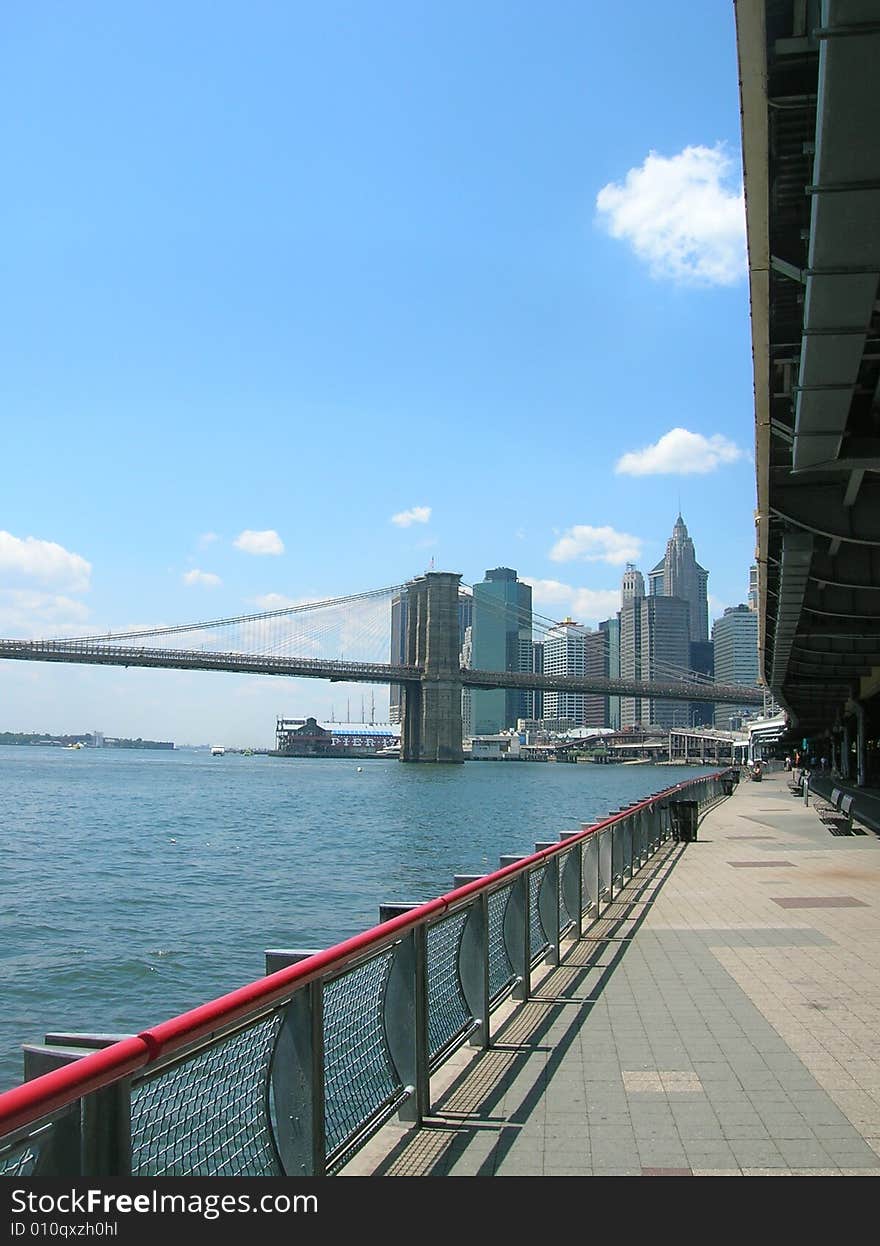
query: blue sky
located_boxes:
[1,1,758,745]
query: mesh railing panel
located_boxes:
[560,850,578,929]
[1,1138,38,1176]
[582,840,596,908]
[323,952,400,1157]
[130,1012,283,1176]
[427,912,471,1058]
[488,886,515,999]
[529,867,548,957]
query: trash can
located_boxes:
[670,800,699,843]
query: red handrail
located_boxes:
[0,770,723,1140]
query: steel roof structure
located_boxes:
[736,0,880,734]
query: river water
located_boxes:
[0,745,717,1092]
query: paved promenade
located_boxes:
[343,771,880,1176]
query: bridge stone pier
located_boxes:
[401,571,464,763]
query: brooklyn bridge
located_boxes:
[0,571,764,762]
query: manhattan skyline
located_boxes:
[2,2,756,745]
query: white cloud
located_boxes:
[182,569,222,588]
[595,143,746,285]
[198,532,220,549]
[523,578,621,625]
[548,525,642,565]
[615,427,745,476]
[391,506,431,528]
[0,590,91,638]
[0,531,91,593]
[233,529,285,556]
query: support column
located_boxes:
[401,572,463,763]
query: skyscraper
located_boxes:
[619,564,646,727]
[470,568,533,735]
[713,605,760,729]
[649,514,709,642]
[640,596,691,729]
[599,616,621,729]
[542,620,606,727]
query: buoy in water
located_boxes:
[357,766,363,772]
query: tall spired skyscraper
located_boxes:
[648,514,709,642]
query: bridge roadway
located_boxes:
[0,638,765,707]
[343,770,880,1176]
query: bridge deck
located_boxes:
[342,771,880,1176]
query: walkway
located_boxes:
[342,771,880,1176]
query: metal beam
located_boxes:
[771,480,880,544]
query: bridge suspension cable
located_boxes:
[68,584,406,645]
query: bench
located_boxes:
[815,789,865,836]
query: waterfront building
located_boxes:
[748,564,758,612]
[712,605,760,729]
[275,717,398,757]
[469,568,533,735]
[469,731,522,760]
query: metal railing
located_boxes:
[0,769,734,1177]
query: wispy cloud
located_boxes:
[524,578,620,625]
[595,143,746,285]
[182,569,222,588]
[391,506,431,528]
[0,531,92,593]
[615,428,744,476]
[197,532,220,549]
[233,529,285,556]
[0,590,91,638]
[548,525,642,566]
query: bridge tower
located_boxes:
[401,571,464,763]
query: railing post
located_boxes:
[379,916,430,1125]
[265,950,326,1176]
[453,885,490,1050]
[581,832,600,922]
[500,860,530,1001]
[21,1047,84,1175]
[22,1040,132,1176]
[559,835,583,939]
[535,851,560,967]
[598,826,612,910]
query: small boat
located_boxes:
[211,746,225,756]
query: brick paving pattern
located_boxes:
[342,772,880,1177]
